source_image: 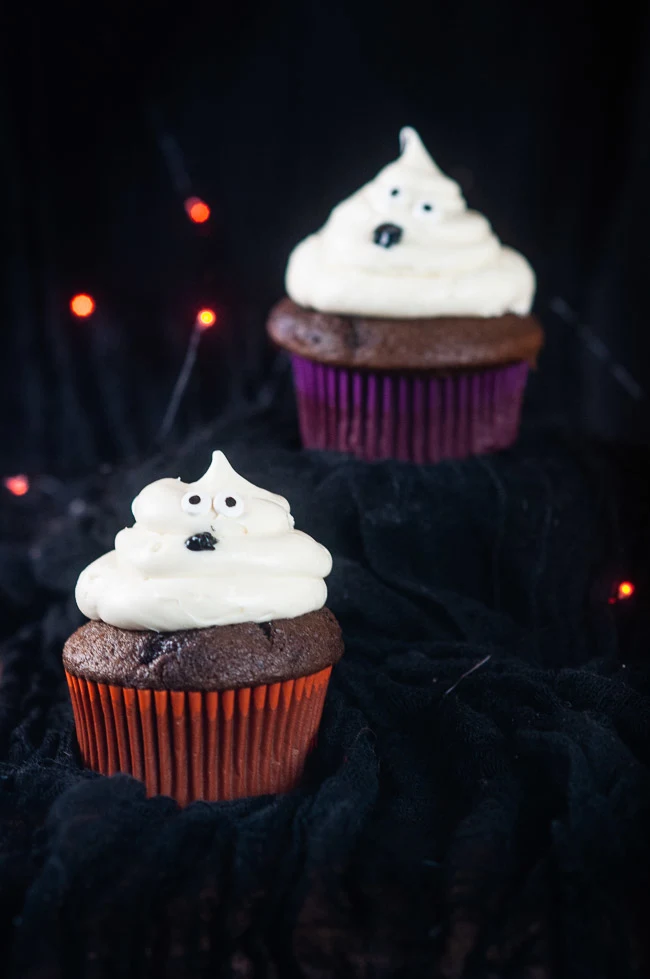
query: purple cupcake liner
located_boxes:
[291,355,530,463]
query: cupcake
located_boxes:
[268,127,543,463]
[63,451,343,805]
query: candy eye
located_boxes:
[415,201,435,216]
[181,491,212,516]
[213,491,245,518]
[389,187,401,198]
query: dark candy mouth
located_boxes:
[373,223,403,248]
[185,532,218,551]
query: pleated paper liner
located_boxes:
[65,667,332,805]
[291,355,530,463]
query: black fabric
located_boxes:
[2,406,650,977]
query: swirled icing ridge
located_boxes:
[75,452,332,631]
[286,127,535,318]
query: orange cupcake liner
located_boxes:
[65,667,332,805]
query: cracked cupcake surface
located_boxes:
[63,609,343,690]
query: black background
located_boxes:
[2,0,650,476]
[3,3,650,976]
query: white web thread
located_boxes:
[147,104,193,199]
[550,297,644,401]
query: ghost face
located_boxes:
[285,127,535,317]
[364,169,464,242]
[78,450,332,629]
[320,128,492,273]
[130,452,294,542]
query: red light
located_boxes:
[196,308,217,330]
[70,294,95,318]
[618,581,635,600]
[185,197,210,224]
[4,475,29,497]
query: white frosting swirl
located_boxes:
[75,452,332,631]
[286,127,535,318]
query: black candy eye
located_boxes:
[214,491,245,517]
[390,187,400,197]
[181,491,212,515]
[422,203,433,211]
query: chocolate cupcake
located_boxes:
[268,127,543,463]
[63,451,343,805]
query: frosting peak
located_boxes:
[285,127,535,319]
[395,127,458,189]
[75,452,332,631]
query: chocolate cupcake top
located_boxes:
[285,127,535,319]
[63,609,343,690]
[74,452,333,632]
[268,299,543,371]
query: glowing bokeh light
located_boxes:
[618,581,635,600]
[4,475,29,496]
[70,294,96,318]
[197,308,217,330]
[185,197,211,224]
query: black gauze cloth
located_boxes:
[1,415,650,979]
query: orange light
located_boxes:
[70,294,95,318]
[618,581,635,600]
[185,197,210,224]
[196,308,217,330]
[4,475,29,497]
